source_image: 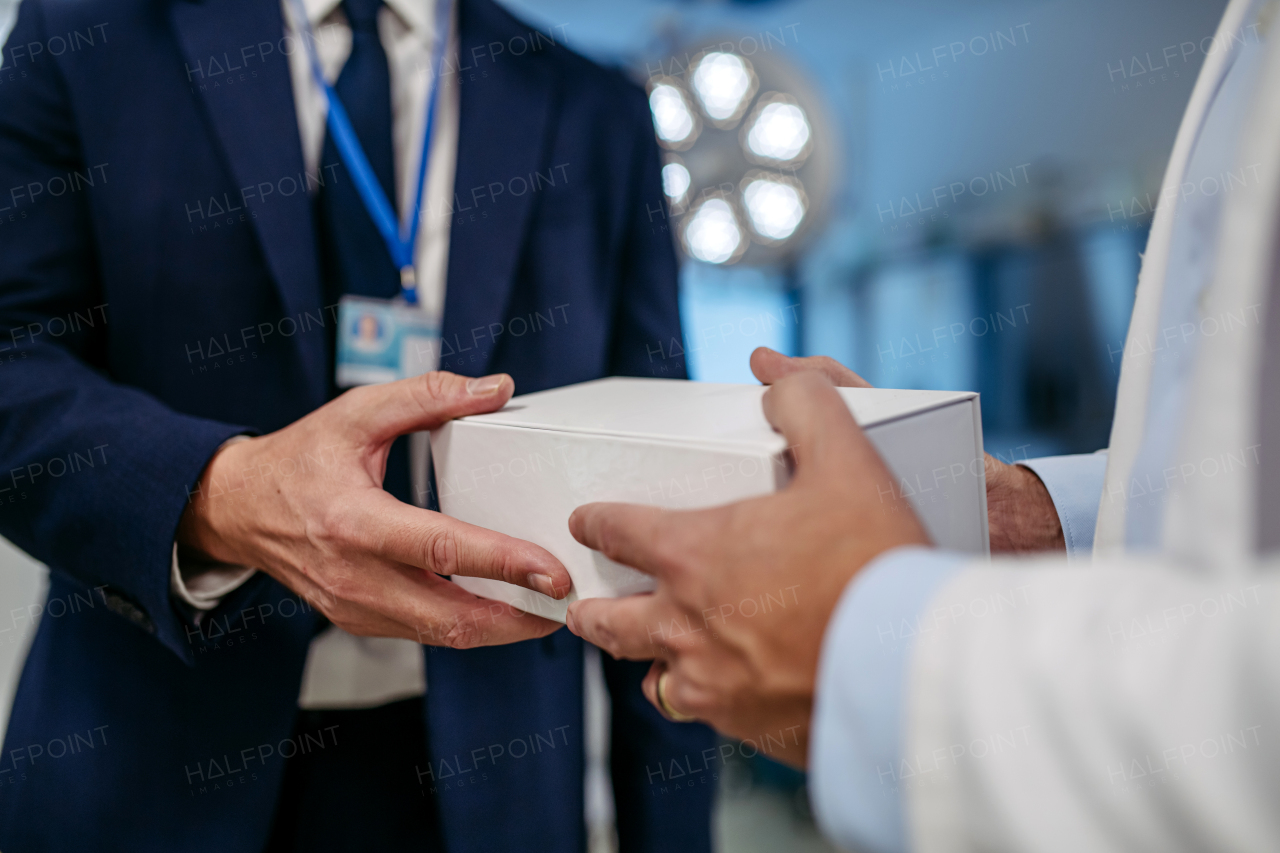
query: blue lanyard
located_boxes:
[289,0,452,305]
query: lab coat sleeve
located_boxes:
[905,554,1280,853]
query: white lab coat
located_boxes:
[906,1,1280,850]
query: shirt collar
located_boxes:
[297,0,436,44]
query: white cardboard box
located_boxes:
[431,378,988,621]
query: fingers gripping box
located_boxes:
[430,378,988,622]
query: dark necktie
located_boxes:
[314,0,414,503]
[316,0,401,306]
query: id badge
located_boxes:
[335,295,440,387]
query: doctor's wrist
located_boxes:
[985,455,1065,553]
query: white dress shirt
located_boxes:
[172,0,459,710]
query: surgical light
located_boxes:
[683,197,744,265]
[643,38,833,266]
[744,95,812,165]
[690,52,756,127]
[741,173,807,242]
[649,80,698,148]
[662,161,692,207]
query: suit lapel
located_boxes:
[170,0,328,406]
[439,0,557,376]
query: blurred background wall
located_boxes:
[500,0,1227,460]
[0,0,1234,848]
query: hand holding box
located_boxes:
[431,377,987,621]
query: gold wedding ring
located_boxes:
[657,670,696,723]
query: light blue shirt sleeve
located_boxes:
[1019,451,1109,557]
[808,545,967,853]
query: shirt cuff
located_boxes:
[808,545,968,853]
[170,545,257,611]
[1019,451,1109,558]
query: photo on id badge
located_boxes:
[335,295,440,387]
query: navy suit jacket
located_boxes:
[0,0,711,849]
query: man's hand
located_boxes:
[177,371,571,648]
[563,371,929,767]
[750,346,1064,554]
[748,345,872,388]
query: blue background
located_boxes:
[503,0,1227,459]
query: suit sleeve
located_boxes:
[850,553,1280,852]
[0,3,247,663]
[605,83,686,382]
